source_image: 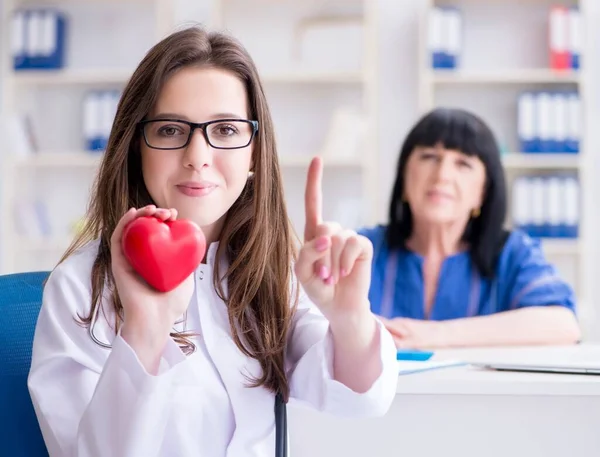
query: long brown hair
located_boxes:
[60,26,298,401]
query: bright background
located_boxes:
[1,0,599,339]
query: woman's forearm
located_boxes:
[440,306,581,348]
[329,309,382,393]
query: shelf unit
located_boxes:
[0,0,174,273]
[12,69,133,85]
[418,0,600,339]
[501,152,581,170]
[209,0,380,234]
[430,69,580,85]
[260,70,365,84]
[0,0,381,272]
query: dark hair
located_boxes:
[387,107,508,278]
[60,26,297,401]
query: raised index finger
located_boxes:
[304,156,323,241]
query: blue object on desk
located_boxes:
[396,349,434,361]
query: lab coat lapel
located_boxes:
[197,249,275,455]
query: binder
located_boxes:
[512,177,531,235]
[99,91,115,151]
[12,8,67,70]
[552,93,568,153]
[25,10,42,67]
[11,10,26,70]
[83,91,120,152]
[83,91,103,152]
[549,6,569,70]
[530,177,546,238]
[562,177,579,238]
[429,7,445,69]
[545,176,561,238]
[565,92,580,153]
[535,92,552,153]
[518,92,538,153]
[568,8,581,70]
[444,7,462,69]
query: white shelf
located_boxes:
[0,0,380,277]
[260,70,364,84]
[430,69,580,85]
[14,152,103,168]
[279,154,364,168]
[13,69,133,86]
[502,153,581,170]
[18,0,148,2]
[540,239,580,256]
[418,0,598,340]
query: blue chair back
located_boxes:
[0,271,50,456]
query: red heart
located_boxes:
[122,216,207,292]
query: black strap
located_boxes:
[274,392,287,457]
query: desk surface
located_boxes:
[396,343,600,396]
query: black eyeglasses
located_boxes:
[139,118,259,150]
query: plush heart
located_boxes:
[122,216,207,292]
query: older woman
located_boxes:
[360,108,580,349]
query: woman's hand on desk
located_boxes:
[381,307,581,349]
[380,317,447,349]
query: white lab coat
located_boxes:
[28,240,398,457]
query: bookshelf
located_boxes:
[12,69,133,85]
[0,0,381,273]
[430,69,580,84]
[0,0,174,273]
[208,0,380,236]
[418,0,600,340]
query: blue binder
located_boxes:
[13,8,67,71]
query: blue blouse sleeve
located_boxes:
[497,231,576,313]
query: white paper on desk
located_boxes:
[398,360,466,375]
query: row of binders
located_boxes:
[11,8,67,70]
[83,91,120,152]
[518,91,580,154]
[512,175,579,239]
[428,5,581,70]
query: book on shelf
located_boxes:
[512,175,579,239]
[518,91,580,154]
[428,6,462,70]
[549,5,580,71]
[11,8,68,71]
[83,90,120,152]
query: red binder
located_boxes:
[549,6,569,70]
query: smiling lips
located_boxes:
[176,181,217,197]
[427,189,453,201]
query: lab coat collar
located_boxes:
[205,241,220,267]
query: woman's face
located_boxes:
[139,66,254,242]
[403,144,486,226]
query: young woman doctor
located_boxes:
[27,27,398,457]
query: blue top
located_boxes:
[358,225,576,320]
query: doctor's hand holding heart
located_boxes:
[295,157,381,388]
[111,205,203,374]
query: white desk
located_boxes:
[288,345,600,457]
